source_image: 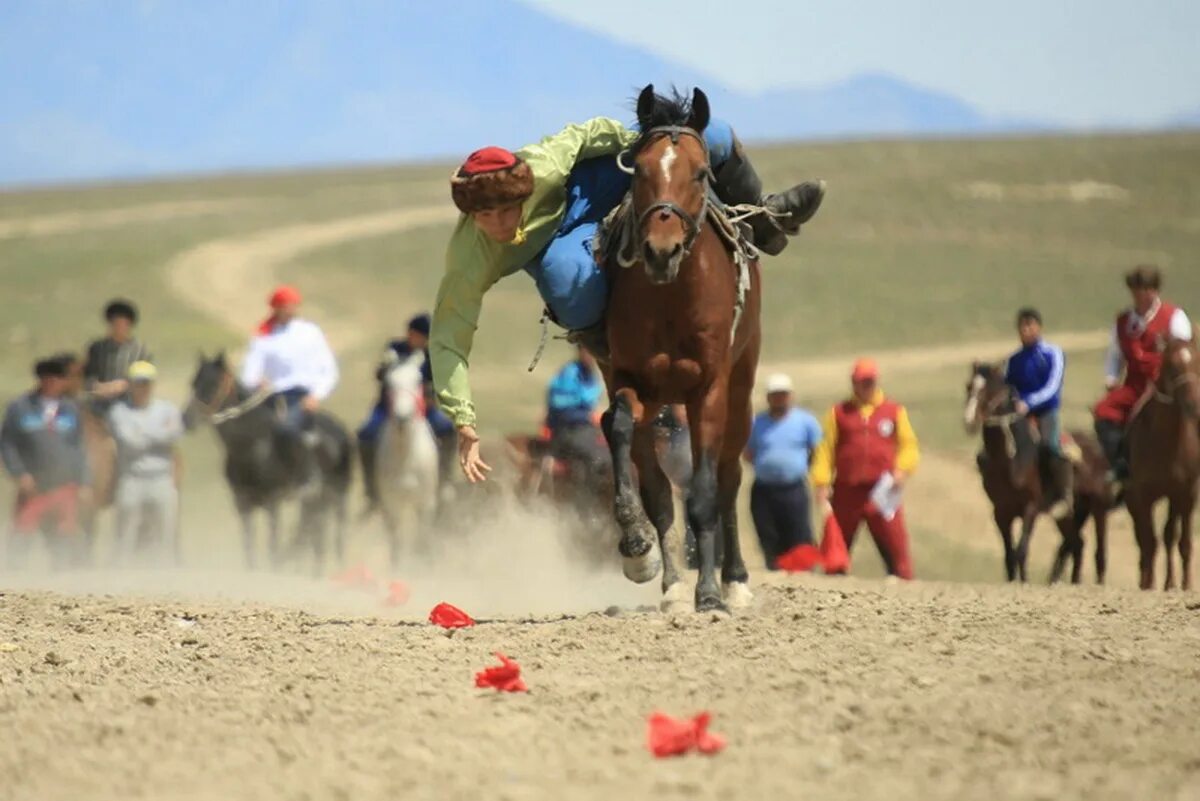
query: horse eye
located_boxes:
[694,168,708,182]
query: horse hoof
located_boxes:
[722,581,754,609]
[695,593,728,614]
[622,539,661,584]
[660,581,690,613]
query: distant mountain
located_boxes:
[1168,108,1200,128]
[1,0,1049,186]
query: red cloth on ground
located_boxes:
[819,513,851,575]
[646,711,726,757]
[474,652,527,692]
[775,544,823,572]
[830,483,913,579]
[14,484,79,535]
[429,602,475,628]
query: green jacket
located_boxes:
[430,117,637,428]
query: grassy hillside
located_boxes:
[1,132,1197,585]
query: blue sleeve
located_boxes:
[1025,345,1065,408]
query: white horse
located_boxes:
[377,351,439,568]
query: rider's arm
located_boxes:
[808,407,839,488]
[894,405,920,477]
[1103,325,1123,386]
[430,225,499,429]
[308,324,339,401]
[1023,345,1065,410]
[527,117,638,180]
[1170,307,1194,341]
[239,336,267,391]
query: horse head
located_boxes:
[964,361,1010,432]
[1160,337,1200,419]
[183,351,234,430]
[384,351,428,424]
[629,84,712,285]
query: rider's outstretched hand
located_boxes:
[457,425,492,483]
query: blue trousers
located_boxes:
[1034,409,1063,457]
[750,479,814,570]
[526,120,736,330]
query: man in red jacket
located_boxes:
[1094,266,1194,483]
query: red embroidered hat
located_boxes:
[450,146,534,214]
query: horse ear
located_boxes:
[687,88,711,133]
[636,84,656,130]
[215,349,227,366]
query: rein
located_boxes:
[192,371,272,426]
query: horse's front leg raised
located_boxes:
[603,389,660,583]
[687,385,730,613]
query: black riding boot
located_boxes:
[1094,418,1127,481]
[711,136,825,256]
[1047,455,1075,520]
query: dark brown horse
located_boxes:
[964,362,1113,583]
[1125,335,1200,590]
[602,86,760,613]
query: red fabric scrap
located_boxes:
[775,543,823,573]
[646,711,726,757]
[332,564,377,591]
[382,580,410,607]
[474,652,527,692]
[428,602,475,628]
[820,513,851,575]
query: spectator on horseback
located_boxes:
[240,285,339,496]
[744,374,823,569]
[357,313,455,511]
[1,356,91,567]
[1004,308,1072,518]
[545,345,606,483]
[1094,266,1194,487]
[811,359,920,580]
[431,93,826,482]
[108,361,183,565]
[83,299,152,415]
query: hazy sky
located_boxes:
[523,0,1200,126]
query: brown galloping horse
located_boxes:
[602,86,760,613]
[1126,335,1200,590]
[963,362,1113,583]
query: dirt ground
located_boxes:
[2,559,1198,801]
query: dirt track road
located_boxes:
[2,576,1198,801]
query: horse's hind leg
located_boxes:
[1093,505,1109,585]
[631,429,683,609]
[995,512,1017,582]
[1163,504,1179,591]
[603,390,660,584]
[1179,496,1194,591]
[1015,506,1037,583]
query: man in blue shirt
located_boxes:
[745,373,823,569]
[545,345,606,483]
[1004,307,1072,518]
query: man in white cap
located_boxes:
[108,361,184,564]
[744,373,823,569]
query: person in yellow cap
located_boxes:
[810,358,920,579]
[107,360,184,565]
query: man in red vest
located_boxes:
[1094,265,1194,484]
[810,358,920,579]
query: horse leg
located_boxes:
[1162,503,1179,591]
[1015,506,1037,583]
[237,500,256,570]
[1128,494,1156,590]
[1180,496,1194,591]
[381,501,401,570]
[309,500,328,579]
[631,430,683,610]
[687,387,730,613]
[995,511,1017,582]
[602,389,660,584]
[266,502,282,570]
[717,456,752,608]
[1093,505,1109,585]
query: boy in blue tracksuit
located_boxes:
[545,346,606,482]
[1004,308,1072,517]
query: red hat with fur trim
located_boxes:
[450,146,534,214]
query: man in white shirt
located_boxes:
[240,285,339,492]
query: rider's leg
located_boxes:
[357,404,386,508]
[278,391,319,494]
[705,119,825,256]
[1038,409,1074,520]
[1094,416,1127,482]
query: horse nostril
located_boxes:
[658,210,672,222]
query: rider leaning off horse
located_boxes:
[1001,307,1072,518]
[1093,265,1195,488]
[240,286,340,494]
[429,109,824,480]
[356,313,456,510]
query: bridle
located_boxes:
[619,125,712,258]
[190,369,271,425]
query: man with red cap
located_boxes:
[240,286,339,493]
[1093,265,1194,487]
[433,89,827,481]
[810,358,920,580]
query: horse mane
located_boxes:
[631,86,695,151]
